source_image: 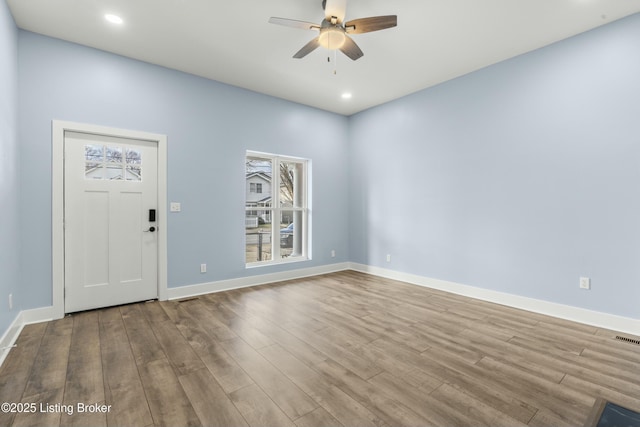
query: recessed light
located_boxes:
[341,93,352,100]
[105,14,123,25]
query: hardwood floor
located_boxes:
[1,270,639,427]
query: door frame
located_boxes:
[52,120,168,318]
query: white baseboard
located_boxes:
[4,260,637,370]
[0,261,351,368]
[167,262,351,300]
[349,262,640,336]
[0,312,24,367]
[21,305,59,325]
[0,305,61,369]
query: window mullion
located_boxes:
[272,157,281,260]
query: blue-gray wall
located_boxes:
[3,10,638,342]
[349,13,640,319]
[17,31,349,310]
[0,0,19,336]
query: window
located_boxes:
[84,144,142,181]
[245,152,310,266]
[249,182,262,193]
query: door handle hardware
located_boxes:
[143,226,156,233]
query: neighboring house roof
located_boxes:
[247,197,272,205]
[246,172,271,182]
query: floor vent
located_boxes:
[615,335,640,345]
[177,297,199,303]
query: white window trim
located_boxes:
[246,151,311,267]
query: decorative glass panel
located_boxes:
[85,163,103,180]
[126,148,142,164]
[126,165,142,181]
[85,145,104,162]
[105,146,123,163]
[85,145,142,181]
[105,164,124,180]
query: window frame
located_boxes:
[245,151,310,267]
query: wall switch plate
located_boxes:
[8,293,12,310]
[331,250,336,258]
[200,264,207,273]
[386,254,391,262]
[579,277,590,290]
[170,202,181,212]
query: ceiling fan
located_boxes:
[268,0,397,61]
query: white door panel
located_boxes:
[64,131,158,313]
[118,192,144,282]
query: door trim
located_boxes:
[52,120,168,318]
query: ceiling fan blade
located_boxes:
[339,35,364,61]
[269,17,320,30]
[323,0,347,23]
[345,15,397,34]
[293,36,321,59]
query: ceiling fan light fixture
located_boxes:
[318,27,346,50]
[268,0,397,61]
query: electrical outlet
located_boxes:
[170,202,181,212]
[200,264,207,273]
[8,293,12,310]
[331,250,336,258]
[386,254,391,262]
[579,277,590,290]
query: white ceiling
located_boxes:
[7,0,640,116]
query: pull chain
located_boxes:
[325,34,337,75]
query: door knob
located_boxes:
[144,226,156,232]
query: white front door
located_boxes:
[64,131,158,313]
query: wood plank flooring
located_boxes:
[1,270,639,427]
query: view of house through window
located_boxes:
[245,152,309,265]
